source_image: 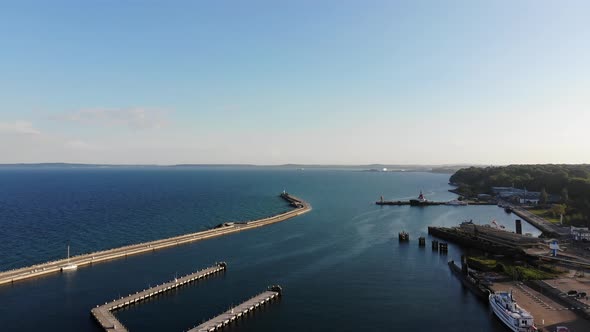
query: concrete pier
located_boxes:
[91,263,226,332]
[187,286,282,332]
[511,207,570,238]
[376,200,445,206]
[428,224,540,256]
[0,193,310,286]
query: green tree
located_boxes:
[551,204,566,218]
[540,188,548,205]
[449,165,590,226]
[561,188,569,203]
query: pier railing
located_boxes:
[91,263,227,332]
[186,286,282,332]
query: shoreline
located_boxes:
[0,193,311,286]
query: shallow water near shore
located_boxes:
[0,167,532,331]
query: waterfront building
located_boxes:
[570,226,590,241]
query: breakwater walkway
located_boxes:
[428,223,541,256]
[376,200,494,206]
[0,193,310,286]
[91,263,226,332]
[187,286,282,332]
[511,207,570,238]
[376,200,445,206]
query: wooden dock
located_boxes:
[0,193,310,286]
[187,286,282,332]
[91,263,226,332]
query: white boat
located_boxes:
[61,245,78,271]
[489,291,536,332]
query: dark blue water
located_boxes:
[0,168,535,331]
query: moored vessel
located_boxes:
[409,191,429,206]
[489,290,536,332]
[448,258,491,301]
[61,244,78,271]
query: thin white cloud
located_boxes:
[0,121,41,135]
[52,108,169,129]
[65,139,102,150]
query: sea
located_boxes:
[0,167,540,331]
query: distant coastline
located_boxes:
[0,162,475,174]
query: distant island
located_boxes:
[450,164,590,227]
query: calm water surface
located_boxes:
[0,168,536,331]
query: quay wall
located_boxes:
[428,226,524,256]
[0,193,310,286]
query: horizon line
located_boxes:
[0,162,586,168]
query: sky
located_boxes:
[0,0,589,165]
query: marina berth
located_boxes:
[489,291,536,332]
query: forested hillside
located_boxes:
[450,165,590,226]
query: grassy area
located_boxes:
[538,264,569,274]
[500,264,557,280]
[468,256,497,269]
[526,208,561,224]
[468,256,562,280]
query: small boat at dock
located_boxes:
[489,290,536,332]
[376,191,445,206]
[61,245,78,271]
[409,191,429,206]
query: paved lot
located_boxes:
[547,270,590,307]
[492,281,590,332]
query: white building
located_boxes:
[571,226,590,241]
[491,187,541,205]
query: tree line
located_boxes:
[450,164,590,226]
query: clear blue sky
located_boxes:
[1,0,589,164]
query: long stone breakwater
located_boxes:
[0,193,310,286]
